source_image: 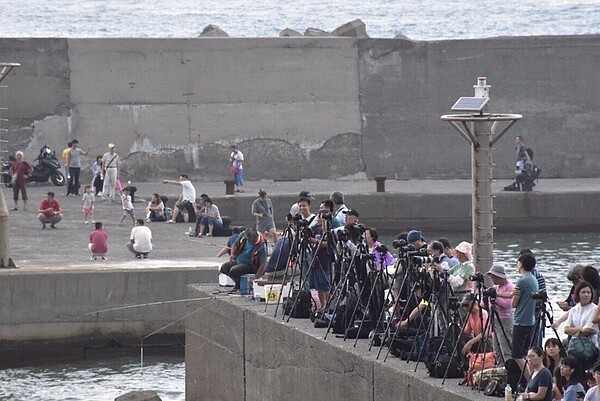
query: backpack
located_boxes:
[426,336,464,378]
[284,290,313,319]
[525,147,534,160]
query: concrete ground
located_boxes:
[2,177,598,271]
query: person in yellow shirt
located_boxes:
[62,141,72,180]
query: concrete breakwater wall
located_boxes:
[185,285,479,401]
[0,268,215,367]
[1,36,599,181]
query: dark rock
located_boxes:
[114,390,162,401]
[303,28,331,37]
[200,25,230,38]
[279,28,302,37]
[393,33,412,40]
[331,19,369,38]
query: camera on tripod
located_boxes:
[338,223,366,242]
[482,287,497,298]
[318,210,333,221]
[530,289,548,301]
[286,213,303,222]
[447,296,460,310]
[469,272,485,283]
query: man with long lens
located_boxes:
[407,230,427,251]
[485,264,515,367]
[428,240,452,335]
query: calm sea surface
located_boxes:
[0,0,599,39]
[2,231,600,401]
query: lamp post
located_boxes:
[441,77,522,275]
[0,62,21,268]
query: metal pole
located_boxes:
[0,62,21,268]
[441,77,522,275]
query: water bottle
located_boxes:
[505,384,513,401]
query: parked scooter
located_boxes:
[2,145,65,187]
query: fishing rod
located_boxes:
[83,296,218,316]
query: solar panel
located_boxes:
[451,96,489,111]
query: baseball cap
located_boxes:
[343,209,359,218]
[407,230,424,243]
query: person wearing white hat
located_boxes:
[486,264,515,366]
[448,241,476,294]
[101,143,120,202]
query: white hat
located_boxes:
[455,241,472,261]
[108,143,115,148]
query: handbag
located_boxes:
[567,334,598,361]
[230,166,239,175]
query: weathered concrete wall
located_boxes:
[186,285,480,401]
[0,268,215,367]
[1,36,599,181]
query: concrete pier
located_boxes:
[185,285,479,401]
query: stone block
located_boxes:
[200,25,230,37]
[304,27,331,36]
[279,28,302,37]
[332,19,369,38]
[114,390,162,401]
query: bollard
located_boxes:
[224,179,236,195]
[374,176,386,193]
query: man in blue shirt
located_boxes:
[511,253,539,374]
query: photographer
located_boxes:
[365,228,394,271]
[427,240,452,333]
[460,293,490,356]
[308,206,335,309]
[406,230,427,251]
[448,241,476,295]
[318,200,341,229]
[486,264,515,366]
[511,253,540,376]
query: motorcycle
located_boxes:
[2,145,66,187]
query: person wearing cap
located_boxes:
[343,209,359,226]
[101,143,120,202]
[448,241,476,294]
[252,189,277,245]
[289,191,315,216]
[486,264,515,366]
[66,139,91,197]
[330,191,348,227]
[406,230,427,251]
[230,144,245,193]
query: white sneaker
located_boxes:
[85,221,90,224]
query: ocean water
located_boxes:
[0,0,600,39]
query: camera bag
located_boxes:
[284,290,313,319]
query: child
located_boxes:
[82,185,95,224]
[119,187,135,226]
[89,221,108,260]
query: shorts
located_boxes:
[123,209,135,217]
[176,200,192,210]
[83,206,94,214]
[511,324,534,359]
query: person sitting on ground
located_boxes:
[146,193,166,222]
[119,187,135,226]
[196,197,222,237]
[584,362,600,401]
[89,222,108,260]
[219,227,268,292]
[515,346,553,401]
[543,338,566,379]
[460,292,491,356]
[127,219,153,259]
[163,174,197,223]
[505,150,534,191]
[37,191,63,229]
[558,356,585,401]
[263,236,293,280]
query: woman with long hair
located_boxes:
[566,281,599,370]
[544,338,566,374]
[558,356,584,401]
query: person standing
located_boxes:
[101,144,119,202]
[62,141,72,182]
[230,144,245,193]
[486,264,515,367]
[37,191,63,229]
[10,151,33,211]
[91,155,104,195]
[67,139,91,196]
[127,219,153,259]
[252,189,277,245]
[119,187,135,226]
